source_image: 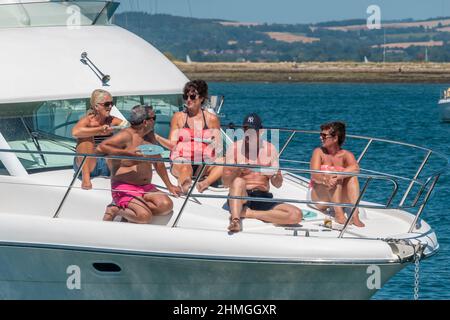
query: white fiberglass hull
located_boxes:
[438,98,450,122]
[0,243,403,300]
[0,170,438,300]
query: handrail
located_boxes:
[1,125,447,235]
[409,175,440,233]
[172,165,207,228]
[357,139,373,164]
[339,178,372,238]
[53,156,86,218]
[399,150,432,207]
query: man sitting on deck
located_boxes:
[96,105,181,224]
[223,113,302,233]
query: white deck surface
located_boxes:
[4,167,422,241]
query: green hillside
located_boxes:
[113,12,450,62]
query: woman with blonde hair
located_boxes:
[72,89,126,190]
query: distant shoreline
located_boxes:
[175,62,450,83]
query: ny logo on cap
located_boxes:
[248,117,254,123]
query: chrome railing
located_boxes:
[0,128,447,237]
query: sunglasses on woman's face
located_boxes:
[183,93,199,101]
[98,101,114,108]
[146,115,157,121]
[320,133,334,140]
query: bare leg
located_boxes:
[197,165,223,193]
[343,177,365,227]
[228,177,248,232]
[172,163,193,194]
[310,185,331,212]
[329,181,347,224]
[143,192,174,216]
[103,205,120,221]
[76,139,97,190]
[244,204,302,225]
[109,198,152,224]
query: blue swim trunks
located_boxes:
[73,157,110,179]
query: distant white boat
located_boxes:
[186,54,192,64]
[364,56,369,63]
[438,88,450,122]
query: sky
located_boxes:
[116,0,450,24]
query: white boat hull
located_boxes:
[0,243,404,300]
[0,169,438,300]
[438,98,450,122]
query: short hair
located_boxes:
[129,105,153,126]
[183,80,208,101]
[90,89,111,108]
[320,121,346,146]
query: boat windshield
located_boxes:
[0,93,183,173]
[0,0,119,28]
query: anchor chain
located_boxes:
[414,246,421,300]
[381,237,424,300]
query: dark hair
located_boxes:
[183,80,208,102]
[129,105,153,126]
[320,121,346,146]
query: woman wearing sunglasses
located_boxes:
[155,80,223,194]
[72,89,127,190]
[309,122,365,227]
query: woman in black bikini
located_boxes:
[72,89,126,190]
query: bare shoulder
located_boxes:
[115,128,133,141]
[77,114,93,126]
[171,112,185,126]
[205,110,219,121]
[313,147,324,156]
[205,111,220,127]
[342,149,356,158]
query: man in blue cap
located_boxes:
[223,113,302,232]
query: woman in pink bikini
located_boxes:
[155,80,223,194]
[309,122,365,227]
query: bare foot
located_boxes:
[334,212,347,224]
[81,179,92,190]
[103,205,119,221]
[228,218,241,233]
[351,215,365,228]
[196,180,210,193]
[179,177,192,194]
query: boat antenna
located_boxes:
[80,52,111,85]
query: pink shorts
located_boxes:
[111,182,158,208]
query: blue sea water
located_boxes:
[209,82,450,300]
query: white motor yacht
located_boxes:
[438,88,450,122]
[0,0,448,300]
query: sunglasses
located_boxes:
[320,133,334,140]
[98,101,114,108]
[146,115,157,121]
[183,93,199,101]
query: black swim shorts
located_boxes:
[245,190,279,211]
